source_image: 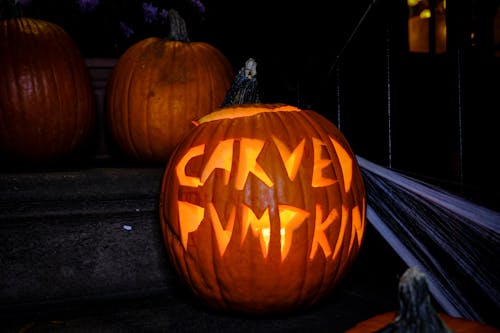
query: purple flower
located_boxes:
[142,2,158,23]
[76,0,100,13]
[159,9,169,23]
[17,0,32,6]
[191,0,205,14]
[120,21,134,38]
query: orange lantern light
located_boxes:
[159,100,366,314]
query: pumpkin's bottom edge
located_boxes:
[344,311,500,333]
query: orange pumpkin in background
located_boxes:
[0,15,95,162]
[159,59,366,314]
[345,312,500,333]
[107,9,233,163]
[345,267,500,333]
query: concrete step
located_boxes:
[0,168,174,308]
[0,167,406,332]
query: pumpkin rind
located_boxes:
[345,267,500,333]
[159,104,366,314]
[106,31,233,162]
[344,312,500,333]
[0,17,95,161]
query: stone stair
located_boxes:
[0,166,407,332]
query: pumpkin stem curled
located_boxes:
[375,267,455,333]
[167,9,190,42]
[220,57,260,107]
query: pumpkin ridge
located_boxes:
[182,240,199,303]
[3,21,19,147]
[168,120,227,309]
[210,118,238,309]
[196,44,219,111]
[282,113,317,306]
[141,52,156,159]
[191,43,207,126]
[126,51,142,158]
[49,21,68,153]
[0,62,11,145]
[45,22,60,152]
[188,43,200,130]
[194,144,223,305]
[5,19,24,153]
[51,59,64,154]
[190,42,232,116]
[298,111,352,303]
[209,202,231,311]
[272,111,309,308]
[24,18,43,150]
[119,57,133,158]
[144,44,157,160]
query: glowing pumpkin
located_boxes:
[107,9,233,162]
[159,103,366,314]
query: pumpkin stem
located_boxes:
[375,267,456,333]
[220,57,261,107]
[167,9,190,42]
[0,0,23,19]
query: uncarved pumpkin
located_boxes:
[345,312,500,333]
[345,267,500,333]
[107,9,233,162]
[0,17,95,161]
[159,103,366,314]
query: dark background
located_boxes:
[20,0,373,106]
[17,0,500,211]
[1,1,500,331]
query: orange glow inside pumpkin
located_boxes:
[208,203,235,255]
[279,205,310,260]
[202,139,234,185]
[273,136,305,181]
[312,138,338,187]
[236,138,274,190]
[174,132,364,261]
[176,135,354,190]
[241,205,271,257]
[178,200,205,249]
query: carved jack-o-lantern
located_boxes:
[159,103,366,314]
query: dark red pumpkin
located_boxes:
[0,16,95,161]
